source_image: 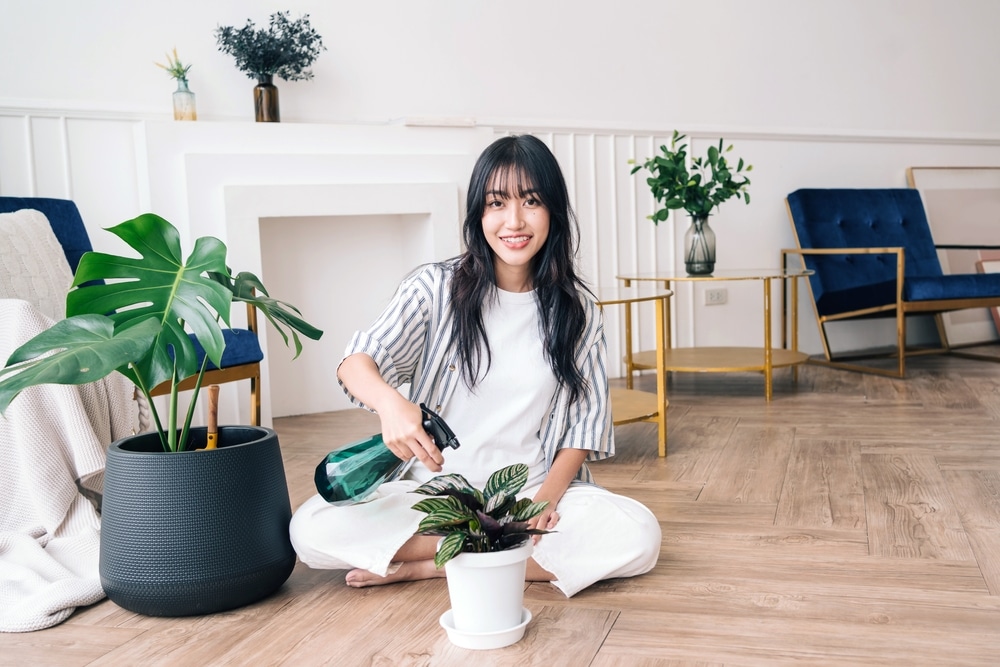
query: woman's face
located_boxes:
[481,168,550,292]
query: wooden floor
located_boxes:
[6,351,1000,666]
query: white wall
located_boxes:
[3,0,1000,419]
[3,1,999,135]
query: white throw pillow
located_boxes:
[0,209,75,323]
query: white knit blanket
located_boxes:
[0,299,136,633]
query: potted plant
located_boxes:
[630,130,752,275]
[215,11,326,122]
[411,463,551,649]
[155,48,197,121]
[0,212,323,616]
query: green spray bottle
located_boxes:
[314,403,460,505]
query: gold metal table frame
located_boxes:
[617,269,813,401]
[596,286,673,457]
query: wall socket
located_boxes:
[705,288,728,305]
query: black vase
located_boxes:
[254,75,280,122]
[99,426,295,616]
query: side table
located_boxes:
[596,285,673,456]
[617,269,813,401]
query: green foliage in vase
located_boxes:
[630,130,752,222]
[215,11,326,82]
[411,463,552,568]
[155,48,192,83]
[0,214,323,453]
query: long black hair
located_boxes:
[449,134,590,402]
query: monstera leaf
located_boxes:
[211,270,323,360]
[0,315,159,414]
[0,211,324,453]
[66,213,232,392]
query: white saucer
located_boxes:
[438,608,532,650]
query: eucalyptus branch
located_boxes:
[215,11,326,82]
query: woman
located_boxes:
[290,135,660,597]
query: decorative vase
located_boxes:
[172,78,197,121]
[99,426,296,616]
[684,215,716,275]
[254,75,280,122]
[442,540,532,635]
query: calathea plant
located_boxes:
[411,463,552,568]
[0,213,323,452]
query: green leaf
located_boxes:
[483,463,528,499]
[66,213,232,389]
[413,473,477,496]
[707,145,719,166]
[410,496,464,515]
[416,508,474,533]
[0,316,159,414]
[434,532,467,568]
[215,271,323,359]
[511,499,549,521]
[484,490,517,518]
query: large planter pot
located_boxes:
[439,540,532,648]
[99,426,296,616]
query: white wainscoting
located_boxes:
[5,106,1000,420]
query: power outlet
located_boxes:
[705,288,728,306]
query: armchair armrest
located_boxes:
[934,243,1000,250]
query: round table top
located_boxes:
[617,268,813,283]
[593,282,673,305]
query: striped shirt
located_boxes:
[339,259,614,484]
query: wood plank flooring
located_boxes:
[5,352,1000,665]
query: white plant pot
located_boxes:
[443,540,532,634]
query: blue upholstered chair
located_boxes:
[782,188,1000,377]
[0,197,265,424]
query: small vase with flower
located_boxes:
[155,48,197,121]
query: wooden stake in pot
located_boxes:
[205,384,220,449]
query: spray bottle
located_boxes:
[314,403,460,505]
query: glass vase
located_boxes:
[172,78,197,121]
[684,216,716,275]
[254,75,280,122]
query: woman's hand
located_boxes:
[527,448,589,544]
[528,505,560,544]
[337,354,445,472]
[378,394,445,472]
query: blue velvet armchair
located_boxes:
[783,188,1000,377]
[0,197,265,424]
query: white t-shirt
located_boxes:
[408,288,557,489]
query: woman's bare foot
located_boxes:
[345,560,444,588]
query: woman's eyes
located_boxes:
[487,197,539,208]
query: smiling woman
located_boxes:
[288,135,661,604]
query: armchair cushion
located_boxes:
[190,328,263,370]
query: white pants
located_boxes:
[289,480,661,598]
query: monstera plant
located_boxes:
[0,212,322,452]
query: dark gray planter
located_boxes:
[99,426,295,616]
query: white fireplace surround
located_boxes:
[138,121,493,427]
[226,182,460,423]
